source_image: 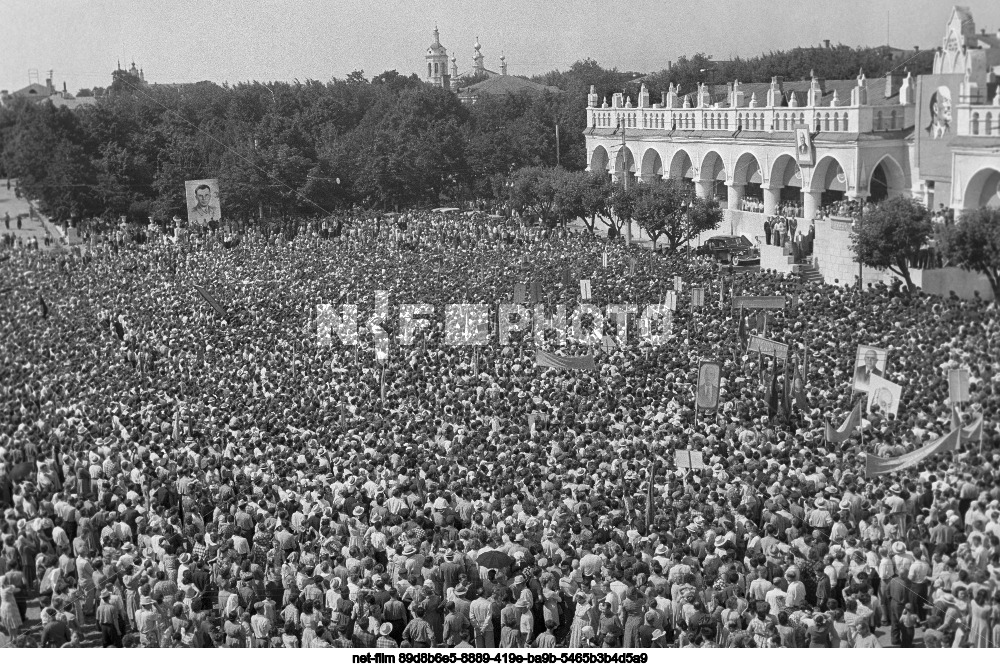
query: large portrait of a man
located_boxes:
[853,345,888,393]
[696,360,721,411]
[185,179,221,224]
[866,374,901,418]
[795,127,814,166]
[925,86,952,139]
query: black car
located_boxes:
[696,235,760,266]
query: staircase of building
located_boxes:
[792,255,823,282]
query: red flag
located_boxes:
[782,359,793,417]
[380,365,386,404]
[960,413,983,443]
[825,400,863,444]
[767,355,779,418]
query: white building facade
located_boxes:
[583,5,1000,215]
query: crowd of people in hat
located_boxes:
[1,208,1000,649]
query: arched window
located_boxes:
[986,113,993,135]
[972,112,980,135]
[842,113,849,132]
[800,113,805,126]
[889,110,897,129]
[833,114,840,131]
[723,114,729,130]
[434,62,439,75]
[428,64,432,77]
[875,111,883,131]
[783,114,789,131]
[824,113,831,131]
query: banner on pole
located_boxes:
[535,350,597,371]
[674,276,683,292]
[674,449,707,469]
[853,345,889,393]
[690,287,705,308]
[664,291,677,311]
[866,429,960,476]
[193,284,228,318]
[747,335,789,360]
[529,281,543,305]
[948,368,970,405]
[866,374,902,418]
[732,296,786,310]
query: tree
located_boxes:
[551,169,590,226]
[632,179,686,249]
[684,195,724,250]
[851,196,932,292]
[606,182,634,239]
[938,207,1000,301]
[509,166,559,225]
[578,172,612,235]
[631,179,722,251]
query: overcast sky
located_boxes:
[3,0,998,93]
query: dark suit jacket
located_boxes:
[853,364,883,388]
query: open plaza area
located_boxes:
[1,0,1000,656]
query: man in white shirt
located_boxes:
[784,570,806,608]
[748,568,773,601]
[764,579,787,616]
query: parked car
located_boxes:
[696,235,760,266]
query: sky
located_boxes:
[2,0,999,94]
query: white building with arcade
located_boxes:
[582,5,1000,295]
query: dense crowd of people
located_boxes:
[1,210,999,650]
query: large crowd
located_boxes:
[1,210,999,649]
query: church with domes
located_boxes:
[423,27,560,104]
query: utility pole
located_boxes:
[621,107,632,246]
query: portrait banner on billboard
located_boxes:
[794,125,814,167]
[185,179,222,224]
[915,74,962,182]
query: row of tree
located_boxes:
[853,198,1000,301]
[0,71,591,221]
[507,166,723,250]
[1,42,932,222]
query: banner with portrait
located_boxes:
[696,360,721,412]
[866,374,902,418]
[794,125,814,167]
[852,345,888,393]
[916,74,963,182]
[185,179,222,224]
